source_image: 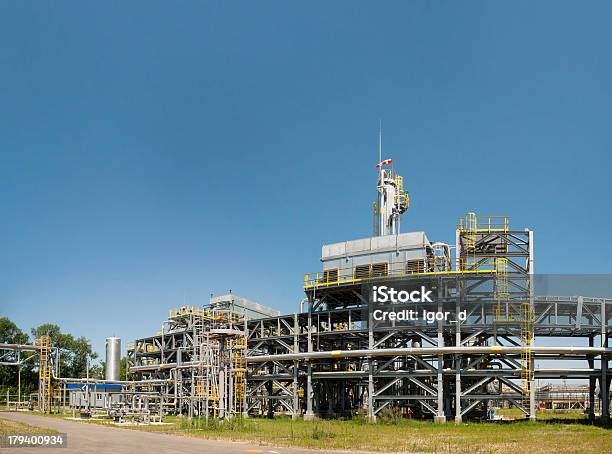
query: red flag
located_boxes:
[375,159,392,168]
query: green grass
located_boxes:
[26,411,612,453]
[496,407,592,421]
[0,417,58,436]
[120,413,612,453]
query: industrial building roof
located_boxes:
[209,293,280,319]
[321,231,431,261]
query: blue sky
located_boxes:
[1,1,611,357]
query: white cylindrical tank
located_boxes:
[105,337,121,381]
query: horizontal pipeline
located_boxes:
[128,346,610,372]
[129,362,196,372]
[56,377,171,385]
[0,343,39,351]
[310,368,599,376]
[246,346,611,362]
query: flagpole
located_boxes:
[378,120,382,164]
[378,121,384,236]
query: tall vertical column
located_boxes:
[292,313,299,420]
[218,340,226,420]
[243,319,249,418]
[455,230,461,270]
[602,349,609,422]
[455,279,462,423]
[601,300,609,423]
[368,293,376,422]
[529,356,536,420]
[528,230,536,421]
[304,297,315,420]
[435,283,446,423]
[228,351,234,420]
[588,335,595,421]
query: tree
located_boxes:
[119,357,128,380]
[31,324,98,379]
[0,317,29,345]
[0,318,36,396]
[89,362,105,380]
[93,357,128,380]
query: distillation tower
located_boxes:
[373,159,409,236]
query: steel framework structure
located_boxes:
[127,214,611,423]
[128,305,247,420]
[127,291,611,422]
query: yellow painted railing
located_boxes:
[168,306,242,323]
[457,213,510,233]
[304,257,498,290]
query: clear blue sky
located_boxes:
[1,1,611,358]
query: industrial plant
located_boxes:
[1,159,610,424]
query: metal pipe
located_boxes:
[246,346,612,363]
[0,343,38,351]
[56,377,170,385]
[308,368,600,377]
[129,362,198,372]
[128,346,611,371]
[0,355,37,367]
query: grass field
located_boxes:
[164,415,612,453]
[0,417,58,436]
[18,411,612,453]
[108,411,612,453]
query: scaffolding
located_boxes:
[128,293,611,423]
[193,318,219,419]
[129,305,248,421]
[457,211,534,406]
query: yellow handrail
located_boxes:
[457,213,509,232]
[304,257,498,289]
[167,306,243,323]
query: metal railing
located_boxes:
[168,306,242,323]
[457,213,510,233]
[304,257,498,289]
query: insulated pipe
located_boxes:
[129,362,196,372]
[310,368,599,376]
[127,346,611,372]
[56,377,170,385]
[246,346,612,363]
[0,343,39,351]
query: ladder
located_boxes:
[35,336,52,414]
[231,336,247,415]
[520,302,534,395]
[495,258,509,320]
[458,211,478,271]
